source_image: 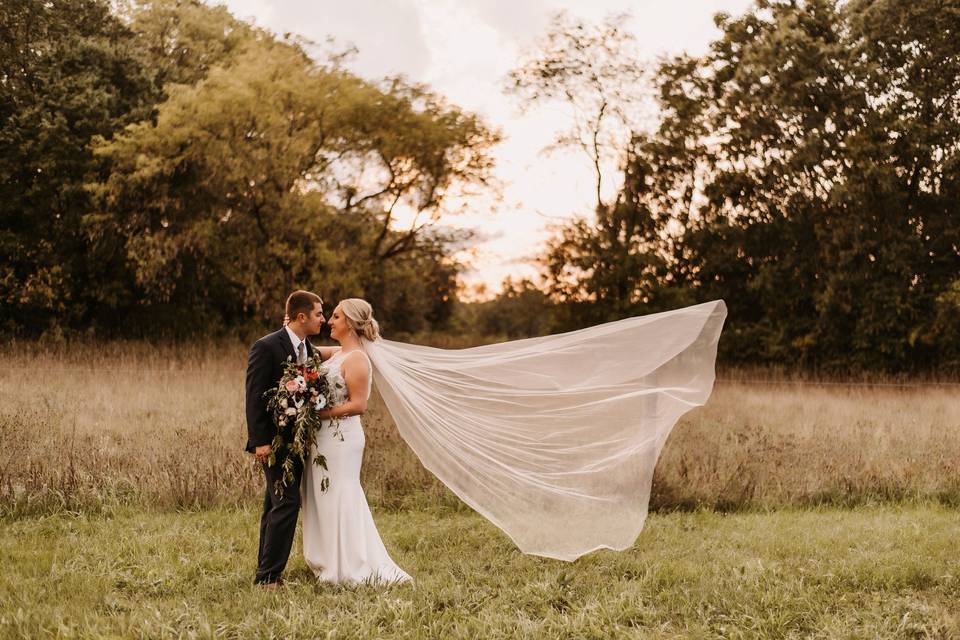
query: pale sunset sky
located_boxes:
[220,0,755,296]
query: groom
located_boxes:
[245,289,325,587]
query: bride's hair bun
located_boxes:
[339,298,380,341]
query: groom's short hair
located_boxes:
[286,290,323,320]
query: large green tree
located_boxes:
[88,2,500,334]
[535,0,960,371]
[0,0,158,333]
[664,0,960,369]
[1,0,498,337]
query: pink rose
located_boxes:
[285,379,300,393]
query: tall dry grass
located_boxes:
[1,340,959,517]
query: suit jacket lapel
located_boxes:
[276,328,295,362]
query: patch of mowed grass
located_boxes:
[1,503,958,639]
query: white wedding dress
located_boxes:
[301,350,412,585]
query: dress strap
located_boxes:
[341,349,372,371]
[340,349,373,399]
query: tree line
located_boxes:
[3,0,958,372]
[1,0,498,338]
[478,0,960,373]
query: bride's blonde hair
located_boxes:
[339,298,380,341]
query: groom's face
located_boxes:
[300,302,326,336]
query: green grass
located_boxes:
[3,345,960,637]
[2,503,958,639]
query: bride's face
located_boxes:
[327,306,350,343]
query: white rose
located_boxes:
[314,396,327,410]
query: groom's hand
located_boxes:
[255,444,272,464]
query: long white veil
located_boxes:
[362,300,727,561]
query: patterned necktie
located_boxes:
[297,341,307,365]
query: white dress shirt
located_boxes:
[285,326,308,362]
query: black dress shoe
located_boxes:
[257,576,284,589]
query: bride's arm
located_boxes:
[317,352,369,419]
[315,345,341,361]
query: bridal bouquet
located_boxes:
[263,354,337,493]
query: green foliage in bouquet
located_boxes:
[263,354,338,494]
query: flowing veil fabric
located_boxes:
[362,300,727,561]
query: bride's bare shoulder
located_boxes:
[340,349,371,370]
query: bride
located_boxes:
[300,299,412,585]
[293,295,725,578]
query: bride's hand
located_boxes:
[283,314,290,327]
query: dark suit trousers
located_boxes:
[255,450,304,584]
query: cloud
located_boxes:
[469,0,553,44]
[221,0,433,79]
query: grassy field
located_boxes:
[2,504,958,638]
[1,341,959,638]
[2,341,959,515]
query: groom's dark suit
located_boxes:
[245,327,315,584]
